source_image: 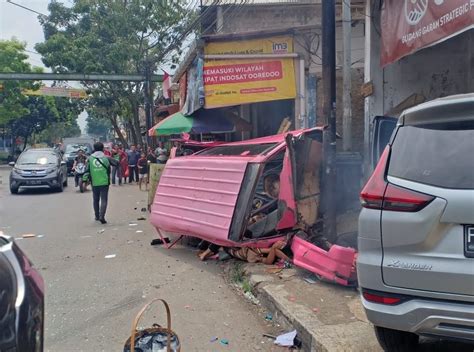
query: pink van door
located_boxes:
[150,157,249,244]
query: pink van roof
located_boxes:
[216,127,324,146]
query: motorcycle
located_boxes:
[74,162,89,193]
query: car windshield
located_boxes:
[197,143,277,156]
[65,144,90,154]
[17,152,57,165]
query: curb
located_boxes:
[244,266,381,352]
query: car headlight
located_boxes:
[13,168,22,175]
[46,168,56,174]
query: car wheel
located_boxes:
[56,177,64,192]
[375,326,419,352]
[10,186,19,194]
[63,176,68,187]
[79,179,84,193]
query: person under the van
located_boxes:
[198,240,290,265]
[228,240,290,265]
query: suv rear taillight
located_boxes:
[362,290,404,305]
[360,146,434,212]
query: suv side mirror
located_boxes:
[8,161,15,167]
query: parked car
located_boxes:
[358,93,474,351]
[150,127,357,286]
[0,234,44,351]
[9,148,68,194]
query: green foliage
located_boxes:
[86,111,112,139]
[9,96,60,149]
[37,120,81,145]
[0,39,40,124]
[36,0,193,144]
[0,39,83,149]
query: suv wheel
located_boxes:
[375,326,418,352]
[63,176,68,187]
[10,186,19,194]
[56,177,64,192]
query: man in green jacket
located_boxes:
[87,142,119,224]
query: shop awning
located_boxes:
[148,109,251,136]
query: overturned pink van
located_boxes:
[150,127,357,286]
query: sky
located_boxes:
[0,0,88,133]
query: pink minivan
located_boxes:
[150,127,357,286]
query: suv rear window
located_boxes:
[388,121,474,189]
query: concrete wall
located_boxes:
[364,0,473,175]
[382,30,473,113]
[215,4,366,71]
[205,3,367,151]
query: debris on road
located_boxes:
[22,233,36,238]
[274,330,297,347]
[137,217,146,221]
[98,229,105,234]
[136,230,144,233]
[129,223,138,227]
[150,238,170,246]
[210,337,219,343]
[141,207,147,212]
[220,338,229,346]
[104,254,116,259]
[244,291,259,305]
[265,313,273,321]
[303,276,318,284]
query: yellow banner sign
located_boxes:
[23,86,88,99]
[204,36,296,108]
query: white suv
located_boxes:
[358,93,474,351]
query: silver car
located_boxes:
[358,93,474,351]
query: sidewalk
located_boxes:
[234,263,382,352]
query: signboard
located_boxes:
[23,86,88,99]
[381,0,474,66]
[203,36,296,108]
[148,163,165,209]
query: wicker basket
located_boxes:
[123,299,180,352]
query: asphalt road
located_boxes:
[0,169,277,352]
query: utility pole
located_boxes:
[144,60,154,147]
[322,0,337,242]
[342,0,352,151]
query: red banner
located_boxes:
[381,0,474,66]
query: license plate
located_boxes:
[464,225,474,258]
[26,180,42,185]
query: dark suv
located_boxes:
[0,234,44,351]
[9,148,68,194]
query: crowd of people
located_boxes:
[100,141,176,191]
[73,141,182,224]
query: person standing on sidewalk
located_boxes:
[137,152,148,191]
[87,142,118,224]
[111,145,122,185]
[155,142,168,164]
[127,145,140,183]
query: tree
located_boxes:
[37,120,81,145]
[0,39,41,124]
[9,96,59,150]
[36,0,195,145]
[86,111,112,140]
